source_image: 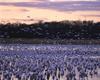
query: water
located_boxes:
[0,44,100,80]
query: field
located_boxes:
[0,44,100,80]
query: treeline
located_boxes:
[0,20,100,39]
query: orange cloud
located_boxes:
[0,5,100,23]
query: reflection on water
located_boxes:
[0,44,100,80]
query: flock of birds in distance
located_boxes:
[0,45,100,80]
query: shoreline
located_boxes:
[0,38,100,45]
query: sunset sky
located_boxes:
[0,0,100,23]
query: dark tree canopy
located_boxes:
[0,20,100,39]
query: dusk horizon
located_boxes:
[0,0,100,23]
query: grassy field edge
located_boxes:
[0,38,100,45]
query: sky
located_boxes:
[0,0,100,23]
